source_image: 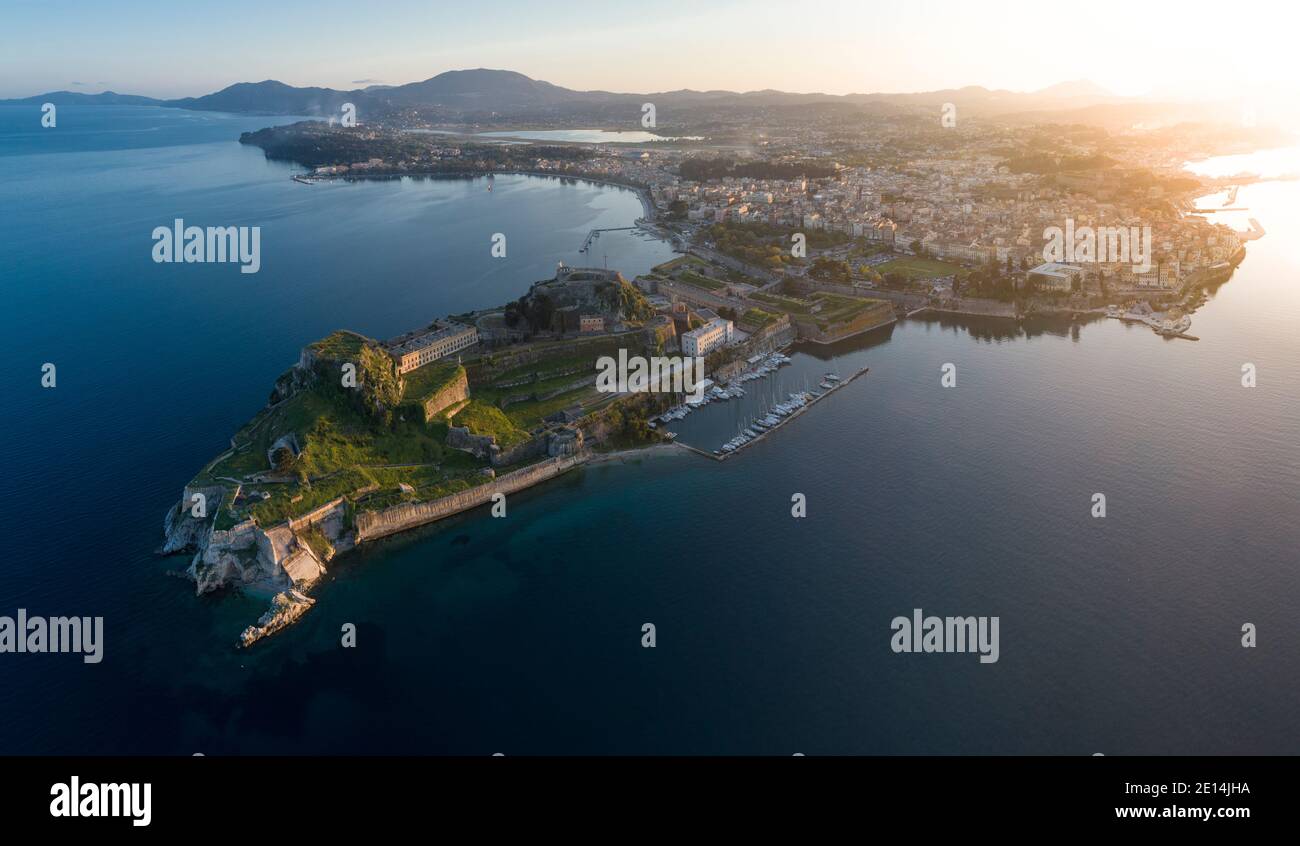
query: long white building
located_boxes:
[387,320,479,373]
[681,317,734,357]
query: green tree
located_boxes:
[271,446,295,473]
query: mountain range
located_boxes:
[4,68,1132,120]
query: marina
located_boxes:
[650,350,792,428]
[706,368,865,460]
[659,354,869,461]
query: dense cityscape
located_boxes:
[254,98,1270,342]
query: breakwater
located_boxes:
[682,365,870,462]
[355,454,586,542]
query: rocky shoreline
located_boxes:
[160,453,594,647]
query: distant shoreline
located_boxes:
[296,167,656,220]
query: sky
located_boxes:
[1,0,1295,100]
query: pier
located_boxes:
[674,441,722,461]
[1239,218,1266,241]
[677,365,871,462]
[579,226,637,253]
[1113,313,1198,341]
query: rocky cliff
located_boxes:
[161,486,345,644]
[240,590,316,647]
[163,451,588,646]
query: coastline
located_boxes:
[587,442,684,465]
[297,167,657,221]
[172,133,1271,647]
[165,169,670,646]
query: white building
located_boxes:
[681,317,735,357]
[387,320,479,373]
[1026,262,1085,292]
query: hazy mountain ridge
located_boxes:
[2,90,164,106]
[5,68,1206,126]
[167,80,369,115]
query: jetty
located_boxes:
[579,226,637,253]
[1239,218,1266,241]
[1112,310,1197,341]
[677,365,870,462]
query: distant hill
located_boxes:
[840,81,1126,116]
[380,68,609,109]
[0,69,1153,124]
[165,80,369,116]
[1,90,162,106]
[1033,79,1113,99]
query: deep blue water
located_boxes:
[1,106,1297,755]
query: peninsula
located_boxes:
[160,253,842,645]
[159,265,692,644]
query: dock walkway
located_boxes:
[676,365,870,462]
[579,226,637,252]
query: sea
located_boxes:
[1,105,1297,755]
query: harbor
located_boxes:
[708,367,868,460]
[579,226,638,253]
[654,350,870,461]
[650,351,793,429]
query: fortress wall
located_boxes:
[491,437,548,468]
[354,455,585,542]
[419,368,470,422]
[466,332,643,383]
[794,300,896,344]
[499,375,594,409]
[446,425,496,460]
[287,497,348,532]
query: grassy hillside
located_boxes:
[194,330,486,528]
[451,399,532,447]
[401,359,465,406]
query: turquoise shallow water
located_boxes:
[1,106,1297,754]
